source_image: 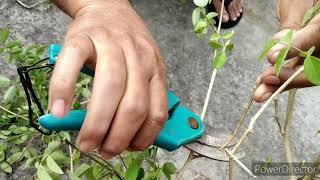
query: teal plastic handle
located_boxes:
[39,44,204,151]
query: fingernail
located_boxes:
[51,99,66,118]
[223,15,229,22]
[237,13,240,17]
[240,9,243,13]
[261,92,273,102]
[232,17,237,21]
[272,51,280,61]
[100,151,112,160]
[78,140,95,153]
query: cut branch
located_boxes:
[225,149,256,178]
[232,66,304,153]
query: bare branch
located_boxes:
[225,149,256,178]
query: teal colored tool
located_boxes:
[39,44,244,160]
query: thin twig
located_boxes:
[232,66,304,153]
[283,89,297,180]
[15,0,48,9]
[119,155,127,170]
[219,88,255,150]
[225,149,256,178]
[0,105,28,121]
[273,97,283,134]
[69,145,74,173]
[228,155,234,180]
[176,152,201,180]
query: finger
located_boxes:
[253,83,278,103]
[236,0,242,14]
[77,36,127,153]
[99,38,149,159]
[129,72,168,151]
[49,35,94,117]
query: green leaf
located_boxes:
[225,43,234,51]
[125,156,143,180]
[0,130,11,136]
[1,162,12,173]
[206,12,218,19]
[210,33,220,42]
[46,156,64,175]
[302,3,320,26]
[0,151,5,162]
[258,39,277,61]
[162,162,176,180]
[0,76,10,88]
[0,134,8,140]
[192,7,205,26]
[212,51,227,69]
[194,19,208,34]
[74,163,91,177]
[6,40,21,49]
[193,0,209,7]
[7,152,22,164]
[0,29,9,44]
[222,31,234,40]
[137,168,145,180]
[4,85,17,103]
[209,41,223,49]
[72,102,81,110]
[59,131,71,141]
[304,56,320,85]
[0,143,7,151]
[0,47,4,54]
[37,164,53,180]
[275,47,289,75]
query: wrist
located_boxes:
[52,0,131,18]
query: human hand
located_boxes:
[254,13,320,103]
[49,0,168,159]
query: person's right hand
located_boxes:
[254,0,319,103]
[49,0,168,159]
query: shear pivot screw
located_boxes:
[188,117,199,129]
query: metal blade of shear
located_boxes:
[184,141,245,162]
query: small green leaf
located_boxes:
[6,40,21,49]
[307,46,315,55]
[206,12,218,19]
[74,163,91,177]
[0,76,10,88]
[0,29,9,44]
[0,151,5,162]
[0,130,11,136]
[72,102,81,110]
[7,152,22,164]
[125,156,143,180]
[137,168,145,180]
[304,56,320,85]
[0,143,7,151]
[193,0,209,7]
[194,19,208,34]
[192,8,202,26]
[212,51,227,69]
[4,85,17,103]
[37,164,53,180]
[46,156,64,175]
[210,33,220,42]
[0,134,8,140]
[225,43,234,51]
[209,41,223,49]
[222,31,234,40]
[275,47,289,75]
[162,162,176,180]
[1,162,12,173]
[258,39,277,61]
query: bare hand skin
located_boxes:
[254,0,320,103]
[50,0,168,159]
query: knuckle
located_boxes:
[147,111,168,130]
[101,143,123,156]
[50,75,73,92]
[130,142,150,151]
[124,100,148,119]
[135,36,157,57]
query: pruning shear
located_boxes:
[36,44,243,161]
